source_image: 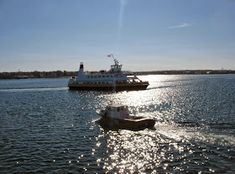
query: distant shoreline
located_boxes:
[0,70,234,79]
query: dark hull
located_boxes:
[96,116,155,131]
[68,83,149,91]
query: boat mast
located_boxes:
[108,54,122,73]
[107,54,118,92]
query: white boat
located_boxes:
[68,55,149,91]
[96,104,155,130]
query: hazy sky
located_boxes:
[0,0,235,72]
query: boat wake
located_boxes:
[154,122,235,146]
[0,87,67,92]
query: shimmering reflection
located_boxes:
[95,123,235,173]
[104,130,167,173]
[0,75,235,173]
[94,75,235,173]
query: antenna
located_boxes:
[114,58,119,65]
[107,54,119,65]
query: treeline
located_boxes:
[0,71,77,79]
[0,70,234,79]
[135,70,235,75]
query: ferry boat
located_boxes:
[68,55,149,91]
[96,104,155,131]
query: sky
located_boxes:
[0,0,235,72]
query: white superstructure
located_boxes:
[68,55,149,91]
[100,104,130,119]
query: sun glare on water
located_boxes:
[94,75,235,173]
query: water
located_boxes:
[0,75,234,173]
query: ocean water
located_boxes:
[0,75,234,173]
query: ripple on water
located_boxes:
[0,76,235,173]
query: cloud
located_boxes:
[168,22,192,29]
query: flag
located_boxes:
[107,54,113,58]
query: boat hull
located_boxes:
[68,82,149,91]
[96,116,155,131]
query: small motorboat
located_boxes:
[96,104,155,131]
